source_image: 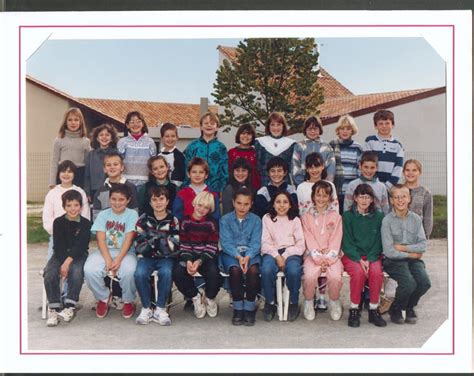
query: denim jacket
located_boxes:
[219,211,262,259]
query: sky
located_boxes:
[26,37,446,105]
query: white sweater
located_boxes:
[42,185,90,235]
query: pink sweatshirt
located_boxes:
[261,214,305,259]
[42,184,90,235]
[301,209,342,266]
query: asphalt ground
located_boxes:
[26,239,448,351]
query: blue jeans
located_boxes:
[134,257,175,309]
[261,254,302,305]
[84,249,137,303]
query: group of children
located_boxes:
[42,106,433,331]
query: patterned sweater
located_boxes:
[329,138,363,195]
[117,133,157,184]
[183,137,228,193]
[135,212,180,258]
[179,215,219,263]
[291,137,336,186]
[364,134,404,189]
[49,129,90,186]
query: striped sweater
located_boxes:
[329,138,363,195]
[117,133,157,184]
[364,134,404,189]
[178,215,219,263]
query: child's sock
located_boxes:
[350,302,359,309]
[369,303,378,310]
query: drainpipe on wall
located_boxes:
[200,97,209,116]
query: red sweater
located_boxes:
[228,147,261,190]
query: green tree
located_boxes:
[213,38,324,133]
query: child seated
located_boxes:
[220,187,262,326]
[344,151,390,214]
[261,191,305,322]
[84,184,139,319]
[342,183,386,328]
[173,191,222,319]
[134,186,180,326]
[254,157,298,218]
[301,181,344,321]
[92,151,138,221]
[172,157,220,221]
[382,184,431,325]
[43,190,91,327]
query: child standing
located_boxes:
[92,152,138,221]
[329,115,364,213]
[43,160,90,260]
[227,123,261,190]
[84,123,119,202]
[344,151,390,214]
[84,184,139,319]
[134,186,180,326]
[158,123,185,187]
[254,157,298,218]
[222,158,254,215]
[173,192,222,319]
[220,187,262,326]
[43,190,91,327]
[381,184,431,325]
[117,111,157,187]
[291,115,336,186]
[403,159,433,239]
[301,181,344,321]
[342,183,386,328]
[254,112,295,186]
[296,152,338,216]
[183,112,228,193]
[364,109,404,190]
[137,155,177,215]
[49,107,90,189]
[172,157,220,221]
[261,191,305,322]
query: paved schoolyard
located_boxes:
[26,239,448,351]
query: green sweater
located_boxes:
[342,209,384,262]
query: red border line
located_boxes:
[19,23,455,356]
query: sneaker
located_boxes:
[244,310,256,326]
[263,302,276,322]
[288,303,300,322]
[329,299,343,321]
[303,299,315,321]
[405,308,418,324]
[136,307,153,325]
[232,310,245,326]
[368,309,387,327]
[122,302,136,319]
[389,308,405,325]
[46,309,59,327]
[58,307,75,322]
[111,296,124,310]
[153,307,172,326]
[95,300,109,318]
[348,308,360,328]
[205,297,219,318]
[316,296,328,311]
[192,294,206,319]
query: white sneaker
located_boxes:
[46,309,59,327]
[329,299,343,321]
[136,307,153,325]
[303,299,316,321]
[58,307,75,322]
[153,307,172,326]
[205,297,218,318]
[111,296,124,310]
[192,294,206,319]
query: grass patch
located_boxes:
[27,215,49,243]
[431,195,447,239]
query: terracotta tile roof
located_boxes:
[217,45,353,98]
[318,87,446,124]
[26,75,216,128]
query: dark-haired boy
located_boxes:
[43,190,91,327]
[158,123,185,187]
[254,157,298,218]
